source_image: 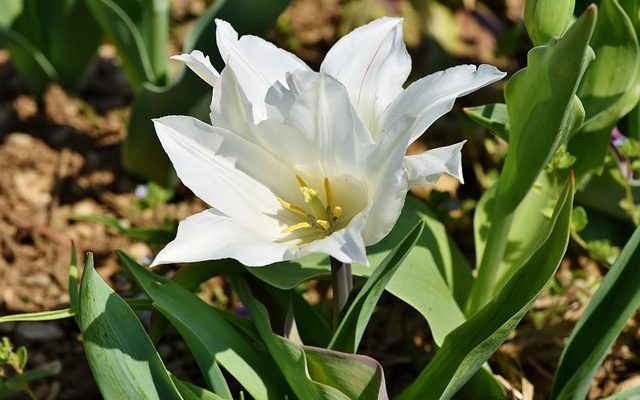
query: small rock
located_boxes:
[5,132,36,148]
[25,272,52,287]
[13,171,52,208]
[16,322,64,341]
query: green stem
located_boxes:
[465,200,514,316]
[330,257,352,329]
[143,0,169,86]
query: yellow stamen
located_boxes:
[281,221,313,234]
[333,206,343,218]
[296,174,309,188]
[316,219,330,230]
[323,177,332,206]
[276,196,307,217]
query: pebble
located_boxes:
[16,322,64,341]
[25,272,52,287]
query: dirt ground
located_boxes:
[0,0,639,399]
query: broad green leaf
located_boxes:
[48,0,102,89]
[116,251,286,400]
[123,0,291,185]
[467,6,596,313]
[400,175,574,400]
[78,253,183,399]
[234,277,348,399]
[304,346,388,400]
[498,7,594,213]
[235,277,388,399]
[84,0,155,90]
[329,222,424,353]
[525,0,575,45]
[551,224,640,400]
[248,196,472,346]
[578,0,640,132]
[0,0,22,28]
[474,171,560,295]
[463,103,510,142]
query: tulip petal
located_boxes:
[321,17,411,139]
[215,19,311,121]
[151,209,294,267]
[171,50,220,87]
[210,68,257,142]
[405,141,466,186]
[277,73,373,173]
[382,64,506,146]
[153,115,300,232]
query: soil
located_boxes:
[0,1,638,399]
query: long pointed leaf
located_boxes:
[551,224,640,399]
[78,253,183,399]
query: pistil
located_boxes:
[279,175,343,237]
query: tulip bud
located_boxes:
[525,0,576,45]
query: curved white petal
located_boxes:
[153,115,299,232]
[382,64,506,146]
[321,17,411,140]
[151,209,294,267]
[210,68,257,142]
[281,73,373,172]
[405,141,466,186]
[302,213,369,266]
[216,19,311,121]
[171,50,220,87]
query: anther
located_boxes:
[281,221,312,234]
[276,196,307,217]
[333,206,343,218]
[316,220,330,230]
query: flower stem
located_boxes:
[330,257,352,329]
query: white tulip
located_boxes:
[152,17,505,267]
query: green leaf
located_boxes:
[463,103,510,142]
[47,0,102,89]
[0,308,75,323]
[123,0,291,185]
[467,6,596,313]
[78,253,183,399]
[69,245,79,316]
[303,346,388,400]
[116,251,285,400]
[400,175,574,400]
[235,277,389,399]
[578,0,640,132]
[329,222,424,353]
[571,206,588,232]
[84,0,155,90]
[0,27,57,95]
[601,386,640,400]
[474,171,561,295]
[0,0,22,28]
[551,224,640,400]
[172,376,226,400]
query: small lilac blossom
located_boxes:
[151,17,505,267]
[611,126,631,180]
[134,184,149,199]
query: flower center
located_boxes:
[277,175,343,238]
